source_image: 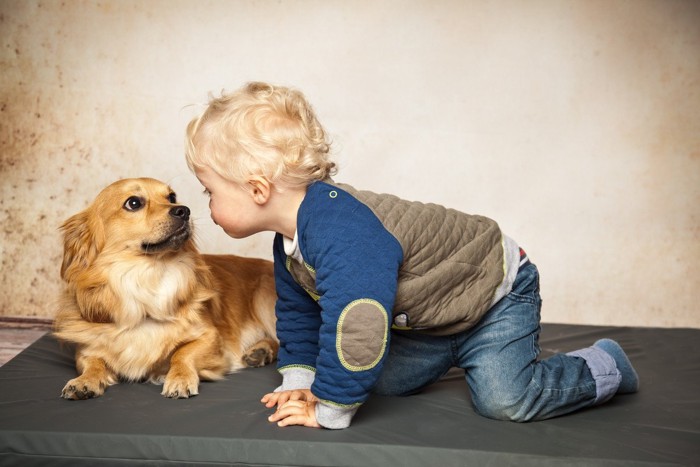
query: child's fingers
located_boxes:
[262,390,316,410]
[268,400,306,421]
[287,389,316,402]
[269,405,302,426]
[276,392,291,406]
[262,391,294,408]
[268,400,319,428]
[276,413,317,427]
[261,391,290,408]
[260,392,279,407]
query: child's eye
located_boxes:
[202,189,211,197]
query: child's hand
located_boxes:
[261,389,321,428]
[261,388,316,408]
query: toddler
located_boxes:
[185,82,638,429]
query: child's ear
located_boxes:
[248,177,271,205]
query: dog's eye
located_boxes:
[167,193,177,204]
[124,196,144,211]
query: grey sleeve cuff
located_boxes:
[276,367,316,391]
[314,401,359,430]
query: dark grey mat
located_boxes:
[0,324,698,466]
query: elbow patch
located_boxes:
[336,299,388,372]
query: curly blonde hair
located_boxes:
[185,82,336,189]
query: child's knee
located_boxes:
[472,391,532,422]
[472,394,532,422]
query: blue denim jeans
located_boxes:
[373,262,602,422]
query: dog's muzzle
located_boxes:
[141,206,192,253]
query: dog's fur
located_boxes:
[54,177,278,400]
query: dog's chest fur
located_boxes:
[85,254,208,379]
[106,254,199,326]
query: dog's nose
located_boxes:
[169,205,190,221]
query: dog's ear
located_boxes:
[60,209,105,282]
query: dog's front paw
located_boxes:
[61,376,106,400]
[162,370,199,399]
[243,345,275,368]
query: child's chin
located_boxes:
[225,230,247,239]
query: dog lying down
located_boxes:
[53,177,278,400]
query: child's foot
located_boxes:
[594,339,639,393]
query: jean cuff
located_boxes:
[567,346,621,404]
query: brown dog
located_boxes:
[54,177,278,400]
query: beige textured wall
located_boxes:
[1,0,698,327]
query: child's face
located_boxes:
[194,165,263,239]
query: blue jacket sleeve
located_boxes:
[273,234,323,375]
[299,183,403,407]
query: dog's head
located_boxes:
[60,178,194,282]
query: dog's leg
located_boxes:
[242,337,279,367]
[62,353,116,400]
[162,334,227,399]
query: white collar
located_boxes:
[283,231,304,264]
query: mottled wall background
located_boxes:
[1,0,698,327]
